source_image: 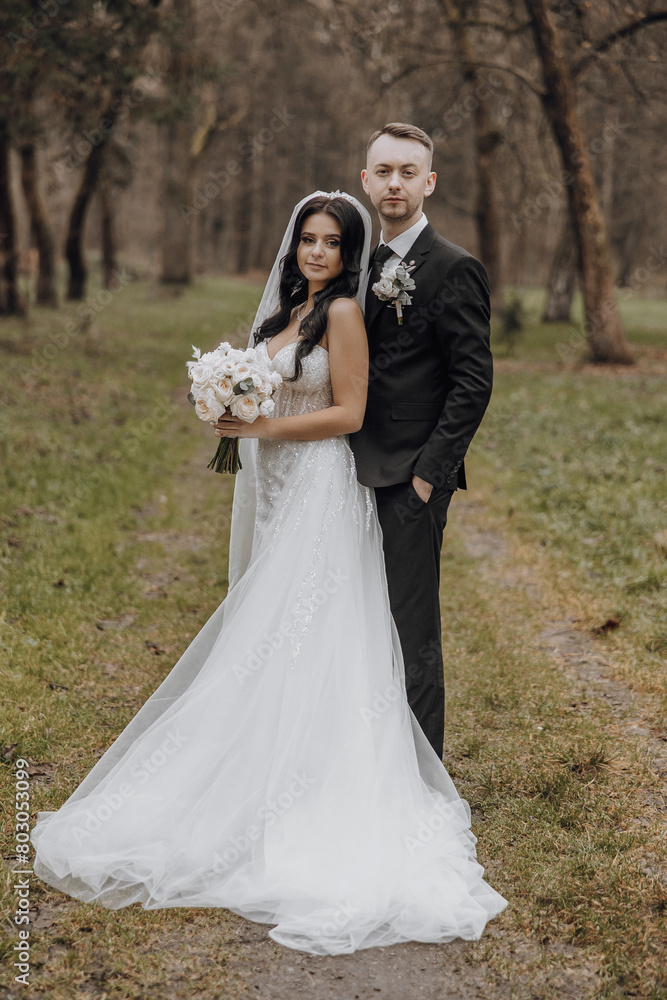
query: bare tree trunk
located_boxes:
[19,142,57,307]
[233,127,254,275]
[64,134,107,300]
[617,210,645,287]
[160,117,194,284]
[543,215,576,321]
[0,121,24,316]
[99,181,117,290]
[255,164,275,271]
[438,0,502,305]
[159,85,219,284]
[476,128,502,308]
[234,184,253,275]
[525,0,632,363]
[211,214,224,273]
[159,0,207,285]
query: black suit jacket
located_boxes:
[349,222,493,490]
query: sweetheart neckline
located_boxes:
[264,340,329,364]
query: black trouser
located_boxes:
[374,480,455,759]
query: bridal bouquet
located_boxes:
[372,259,416,325]
[186,342,282,474]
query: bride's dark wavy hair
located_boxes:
[254,196,365,382]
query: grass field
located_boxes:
[0,271,665,999]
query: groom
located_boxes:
[349,122,493,759]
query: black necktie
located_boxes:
[367,244,396,306]
[369,244,395,284]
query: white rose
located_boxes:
[269,371,283,388]
[216,341,233,355]
[233,361,253,381]
[195,390,224,423]
[259,399,275,417]
[231,394,260,422]
[188,361,209,384]
[252,372,272,395]
[375,276,394,297]
[191,380,209,400]
[212,374,234,405]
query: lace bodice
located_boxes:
[255,339,336,533]
[261,339,333,416]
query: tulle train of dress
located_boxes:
[30,340,507,955]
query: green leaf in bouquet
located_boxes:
[233,378,254,396]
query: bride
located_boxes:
[30,191,507,956]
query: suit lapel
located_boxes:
[365,223,437,332]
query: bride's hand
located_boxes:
[214,414,270,438]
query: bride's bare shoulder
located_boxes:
[327,297,364,322]
[324,297,366,357]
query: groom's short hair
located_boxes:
[367,123,434,168]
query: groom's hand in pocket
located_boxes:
[411,475,433,503]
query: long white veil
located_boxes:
[227,190,373,589]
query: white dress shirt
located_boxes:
[378,213,429,265]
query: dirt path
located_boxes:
[456,496,667,802]
[222,923,600,1000]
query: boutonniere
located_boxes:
[372,260,416,325]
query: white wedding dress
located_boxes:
[31,337,507,955]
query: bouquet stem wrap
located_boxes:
[207,438,241,475]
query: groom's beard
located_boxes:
[378,197,421,225]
